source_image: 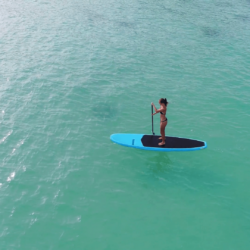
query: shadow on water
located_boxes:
[157,4,182,15]
[215,2,233,8]
[82,7,137,30]
[91,102,118,120]
[136,151,230,192]
[117,21,136,29]
[234,14,250,22]
[144,153,173,174]
[202,26,220,38]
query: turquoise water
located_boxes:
[1,0,250,249]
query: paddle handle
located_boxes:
[151,105,155,135]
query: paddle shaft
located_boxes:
[151,105,155,135]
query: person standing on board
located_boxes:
[151,98,168,146]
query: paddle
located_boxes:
[151,105,155,135]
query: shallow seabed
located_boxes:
[0,0,250,249]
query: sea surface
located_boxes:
[0,0,250,249]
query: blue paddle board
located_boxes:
[110,134,207,152]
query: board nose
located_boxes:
[110,133,123,143]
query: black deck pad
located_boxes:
[141,135,205,148]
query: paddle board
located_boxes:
[110,134,207,152]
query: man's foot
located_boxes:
[158,142,165,146]
[159,137,162,140]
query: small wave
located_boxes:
[7,172,15,182]
[0,130,13,144]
